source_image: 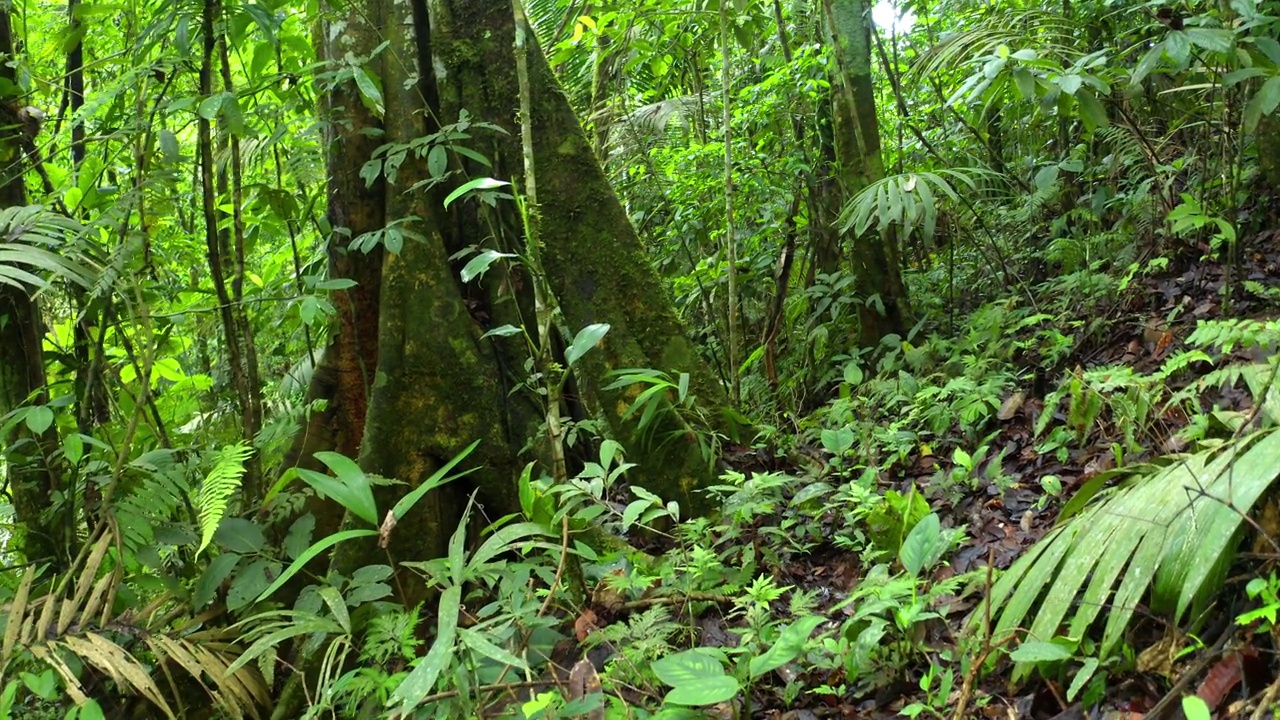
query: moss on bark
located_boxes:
[425,0,734,514]
[0,12,64,567]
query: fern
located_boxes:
[195,443,254,556]
[114,456,190,554]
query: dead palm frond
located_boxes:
[1,530,269,718]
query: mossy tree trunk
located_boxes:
[304,0,732,584]
[278,0,388,544]
[428,0,736,514]
[823,0,910,348]
[0,8,65,567]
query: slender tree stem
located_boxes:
[720,0,740,404]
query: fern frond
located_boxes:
[195,443,254,556]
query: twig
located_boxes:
[1249,667,1280,720]
[620,592,735,611]
[1143,622,1234,720]
[479,514,571,710]
[950,632,1019,720]
[951,551,1019,720]
[421,678,560,705]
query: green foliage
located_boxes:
[982,428,1280,668]
[839,168,1002,243]
[5,0,1280,714]
[605,368,725,469]
[195,443,254,556]
[0,206,96,290]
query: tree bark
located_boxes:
[427,0,736,514]
[277,0,389,544]
[302,0,739,595]
[823,0,910,348]
[0,9,65,567]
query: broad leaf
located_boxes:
[565,323,611,365]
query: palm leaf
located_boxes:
[910,9,1079,84]
[979,428,1280,671]
[837,168,1005,242]
[0,205,96,290]
[0,529,268,717]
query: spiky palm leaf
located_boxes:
[0,205,96,290]
[838,168,1006,243]
[978,427,1280,669]
[1,531,268,717]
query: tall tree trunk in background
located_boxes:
[198,0,264,498]
[0,10,65,567]
[823,0,910,348]
[65,0,107,435]
[808,94,843,284]
[590,32,615,158]
[277,0,388,542]
[1259,114,1280,194]
[427,0,737,513]
[308,0,735,582]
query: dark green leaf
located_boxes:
[214,517,266,553]
[427,145,447,178]
[748,616,825,679]
[1008,640,1073,663]
[284,514,316,560]
[227,558,277,611]
[193,553,240,609]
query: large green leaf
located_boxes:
[981,428,1280,668]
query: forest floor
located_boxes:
[789,236,1280,719]
[566,230,1280,720]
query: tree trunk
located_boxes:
[428,0,737,513]
[823,0,910,348]
[277,0,389,544]
[0,10,65,567]
[307,0,742,573]
[1259,113,1280,194]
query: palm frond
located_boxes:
[0,205,96,291]
[979,427,1280,671]
[910,9,1080,84]
[838,168,1007,242]
[1,531,268,717]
